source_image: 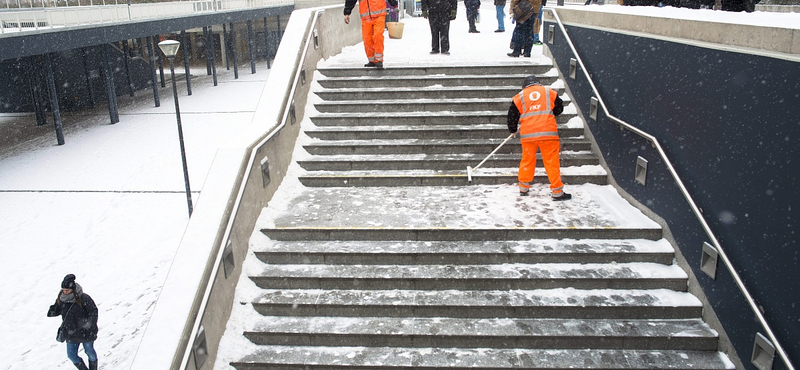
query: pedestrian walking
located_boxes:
[47,274,100,370]
[507,75,571,200]
[422,0,458,54]
[464,0,481,33]
[344,0,399,69]
[507,0,540,57]
[494,0,506,32]
[532,0,545,45]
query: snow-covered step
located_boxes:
[315,86,559,100]
[309,110,577,126]
[316,74,560,89]
[314,86,569,101]
[251,288,703,319]
[295,167,608,187]
[302,138,592,155]
[251,239,676,265]
[315,98,521,114]
[243,317,718,350]
[249,262,687,290]
[304,124,583,140]
[317,64,553,78]
[297,152,597,171]
[231,346,733,370]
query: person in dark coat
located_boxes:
[464,0,481,33]
[47,274,99,370]
[422,0,458,54]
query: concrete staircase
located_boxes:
[229,62,732,369]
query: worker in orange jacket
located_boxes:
[344,0,398,69]
[507,75,571,201]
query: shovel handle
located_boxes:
[471,133,516,173]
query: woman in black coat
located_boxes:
[47,274,99,370]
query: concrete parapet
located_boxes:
[546,6,800,57]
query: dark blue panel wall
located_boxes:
[545,19,798,369]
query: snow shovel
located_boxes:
[467,133,516,184]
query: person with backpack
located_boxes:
[47,274,100,370]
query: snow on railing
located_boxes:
[0,0,291,33]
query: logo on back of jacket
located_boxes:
[527,91,542,111]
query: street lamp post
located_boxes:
[158,39,193,217]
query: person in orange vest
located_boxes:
[507,75,571,201]
[344,0,399,69]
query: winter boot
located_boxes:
[73,360,89,370]
[552,192,572,201]
[89,361,98,370]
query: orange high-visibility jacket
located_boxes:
[358,0,389,19]
[512,85,559,142]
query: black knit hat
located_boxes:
[522,75,540,88]
[61,274,76,290]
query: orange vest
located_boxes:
[359,0,388,19]
[513,85,559,142]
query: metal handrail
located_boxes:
[548,8,793,370]
[175,6,322,370]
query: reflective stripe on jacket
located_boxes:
[360,0,388,19]
[513,85,559,142]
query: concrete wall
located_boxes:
[544,8,798,370]
[129,5,362,370]
[550,7,800,56]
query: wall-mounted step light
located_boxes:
[222,239,236,278]
[589,97,598,121]
[700,242,718,279]
[751,333,775,370]
[635,156,648,186]
[260,156,271,187]
[569,58,577,80]
[289,100,297,124]
[313,28,319,49]
[192,326,208,370]
[547,25,555,44]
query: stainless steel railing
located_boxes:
[547,7,793,370]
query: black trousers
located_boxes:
[428,15,451,52]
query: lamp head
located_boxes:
[158,40,181,58]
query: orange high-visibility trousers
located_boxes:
[518,139,564,197]
[361,15,386,63]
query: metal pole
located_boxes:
[156,34,165,87]
[180,30,192,95]
[222,23,230,70]
[167,57,193,217]
[101,44,119,123]
[208,25,217,86]
[202,26,211,75]
[146,36,160,107]
[229,22,238,79]
[247,19,255,74]
[44,54,65,145]
[122,40,134,97]
[263,17,270,69]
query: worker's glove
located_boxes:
[422,10,428,18]
[450,9,457,20]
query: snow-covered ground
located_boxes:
[1,2,797,370]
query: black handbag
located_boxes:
[56,326,65,343]
[513,0,535,23]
